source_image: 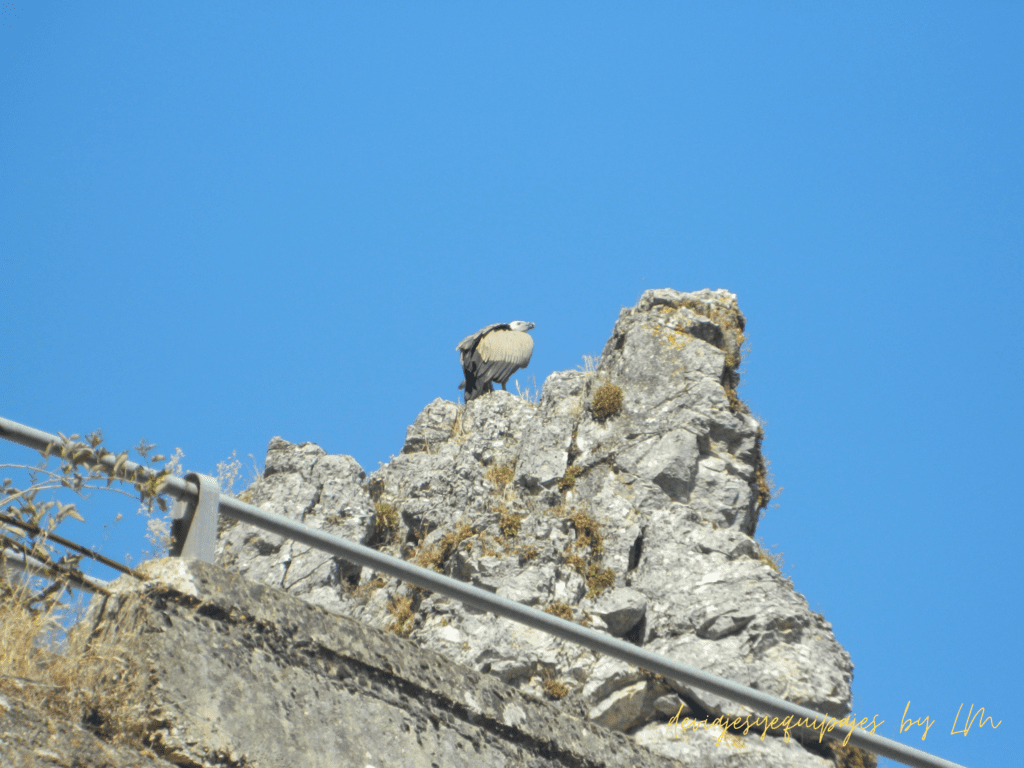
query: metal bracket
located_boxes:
[170,473,220,562]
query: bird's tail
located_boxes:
[462,372,493,401]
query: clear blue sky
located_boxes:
[2,5,1020,767]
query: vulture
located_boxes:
[457,321,536,401]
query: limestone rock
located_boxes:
[580,587,646,636]
[219,436,376,613]
[215,287,859,767]
[634,720,837,768]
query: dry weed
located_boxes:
[0,577,146,743]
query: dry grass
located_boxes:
[412,523,475,572]
[450,407,470,443]
[755,539,786,574]
[0,577,146,743]
[516,544,538,563]
[374,502,401,543]
[563,507,616,598]
[485,463,515,489]
[827,741,879,768]
[542,601,574,621]
[583,565,616,597]
[386,593,416,637]
[540,668,569,700]
[753,423,782,520]
[498,508,525,539]
[349,575,387,599]
[514,376,541,404]
[558,465,583,493]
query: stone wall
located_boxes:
[77,558,688,768]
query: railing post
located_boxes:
[169,473,220,562]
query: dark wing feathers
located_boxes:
[475,359,517,388]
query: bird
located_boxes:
[456,321,536,401]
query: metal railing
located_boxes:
[1,544,112,594]
[0,416,968,768]
[0,510,143,594]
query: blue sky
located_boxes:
[2,4,1021,766]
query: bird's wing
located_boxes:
[456,323,508,353]
[475,359,518,386]
[477,330,534,384]
[478,329,533,363]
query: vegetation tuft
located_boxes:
[558,465,583,493]
[567,509,604,558]
[540,668,569,700]
[517,545,538,563]
[514,376,541,404]
[486,463,515,488]
[563,508,616,598]
[498,508,525,539]
[752,425,781,519]
[349,575,387,599]
[386,593,416,637]
[214,450,263,501]
[374,502,401,543]
[412,523,475,572]
[542,601,574,621]
[755,539,785,574]
[825,741,879,768]
[591,382,624,420]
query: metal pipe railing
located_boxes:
[0,511,144,580]
[0,417,201,505]
[0,416,969,768]
[1,545,111,594]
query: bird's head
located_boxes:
[508,320,536,332]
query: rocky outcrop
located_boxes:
[216,288,865,767]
